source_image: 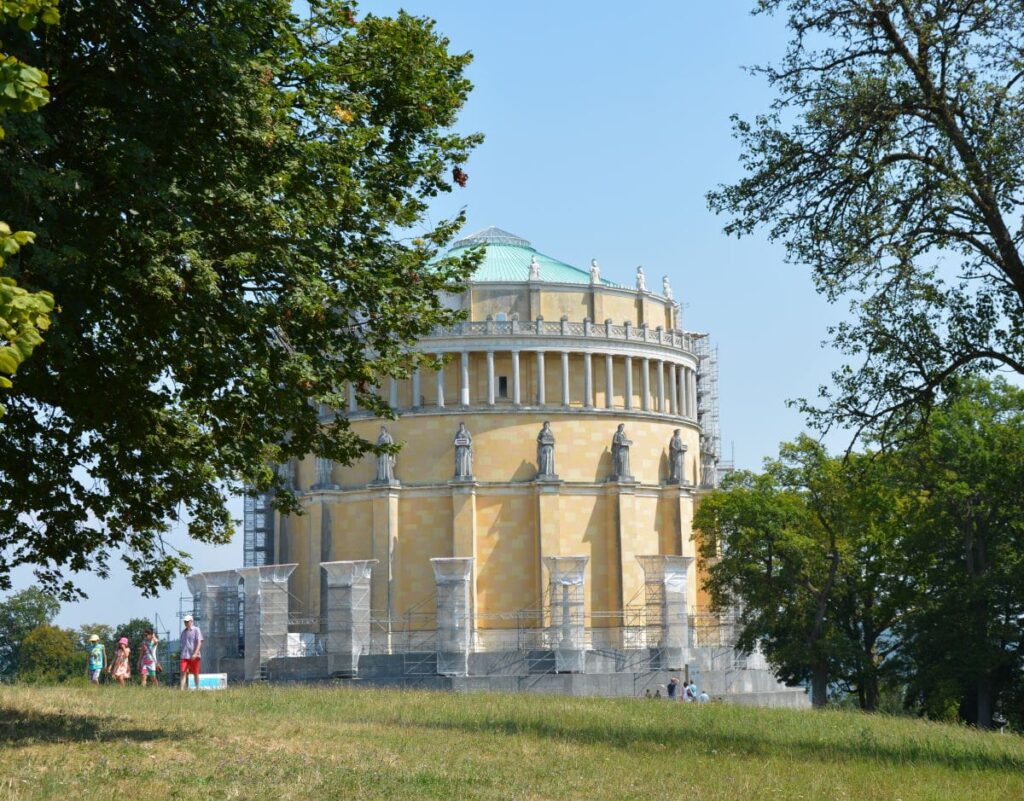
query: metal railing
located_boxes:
[425,319,700,354]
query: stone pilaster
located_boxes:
[450,481,478,619]
[536,481,562,609]
[370,486,400,643]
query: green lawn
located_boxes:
[1,684,1022,800]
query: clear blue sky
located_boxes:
[18,1,851,631]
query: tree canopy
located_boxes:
[694,436,905,709]
[0,586,60,676]
[696,378,1024,727]
[0,1,481,599]
[708,0,1024,442]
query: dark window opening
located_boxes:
[498,376,509,399]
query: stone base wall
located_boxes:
[225,646,808,708]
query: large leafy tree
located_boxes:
[894,377,1024,729]
[708,1,1024,442]
[16,623,79,683]
[0,586,60,676]
[0,1,480,598]
[694,437,906,709]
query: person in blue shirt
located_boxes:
[87,634,106,685]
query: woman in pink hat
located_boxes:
[109,636,131,686]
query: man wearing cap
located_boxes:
[87,634,106,686]
[179,614,204,690]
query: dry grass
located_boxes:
[1,683,1023,800]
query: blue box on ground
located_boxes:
[188,673,228,690]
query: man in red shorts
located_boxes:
[178,614,204,690]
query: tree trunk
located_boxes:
[811,666,828,708]
[862,671,879,712]
[976,675,994,729]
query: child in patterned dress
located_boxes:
[109,637,131,686]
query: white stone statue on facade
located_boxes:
[662,275,673,300]
[528,255,540,281]
[536,421,557,479]
[313,456,338,490]
[276,460,296,490]
[668,428,688,485]
[590,259,600,285]
[453,422,473,480]
[636,265,647,291]
[611,423,633,480]
[374,425,396,484]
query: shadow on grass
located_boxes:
[410,713,1024,774]
[0,707,175,747]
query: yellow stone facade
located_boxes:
[261,228,719,641]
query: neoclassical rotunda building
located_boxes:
[251,225,718,624]
[209,226,804,700]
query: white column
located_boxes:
[583,352,594,409]
[460,351,470,406]
[411,367,421,408]
[656,359,665,413]
[389,378,399,410]
[348,381,357,413]
[512,350,521,406]
[435,356,445,408]
[486,351,495,406]
[624,356,633,410]
[669,364,678,415]
[561,351,570,406]
[604,353,614,409]
[536,351,546,406]
[678,366,687,418]
[641,358,650,411]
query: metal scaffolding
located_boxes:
[545,556,588,673]
[321,560,376,677]
[432,558,474,677]
[243,490,274,567]
[694,335,722,487]
[237,564,296,681]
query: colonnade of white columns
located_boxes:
[345,350,697,418]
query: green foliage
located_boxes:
[76,622,112,649]
[0,586,59,676]
[112,617,155,652]
[695,438,906,708]
[697,378,1024,727]
[708,1,1024,442]
[0,1,481,599]
[892,377,1024,728]
[15,623,78,683]
[0,2,57,414]
[0,2,58,137]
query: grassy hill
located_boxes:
[1,684,1022,800]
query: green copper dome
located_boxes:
[444,226,617,286]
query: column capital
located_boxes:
[237,563,297,587]
[321,559,378,588]
[431,556,474,583]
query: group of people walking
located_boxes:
[646,677,710,702]
[85,614,204,690]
